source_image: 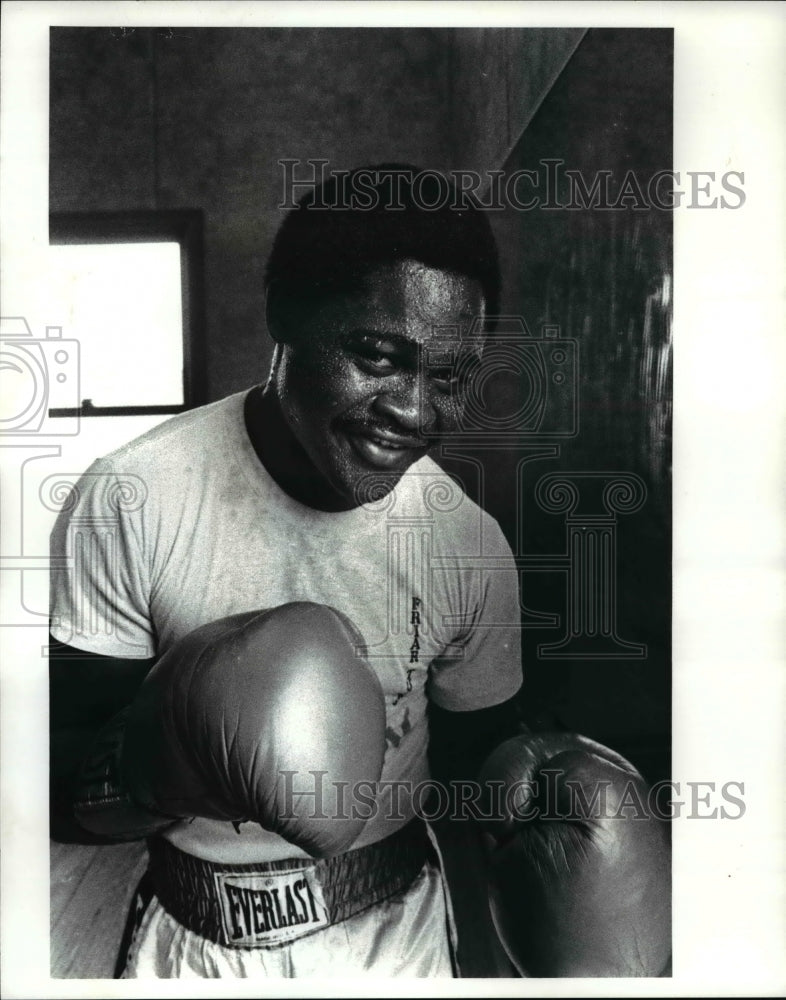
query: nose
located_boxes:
[373,372,436,435]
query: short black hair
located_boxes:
[265,163,500,315]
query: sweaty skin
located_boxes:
[254,259,486,512]
[161,260,488,863]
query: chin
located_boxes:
[319,438,426,509]
[348,467,415,507]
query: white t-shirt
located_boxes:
[50,389,522,861]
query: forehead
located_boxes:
[307,259,485,348]
[363,259,482,320]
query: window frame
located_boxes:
[48,209,207,416]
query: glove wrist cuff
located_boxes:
[73,707,178,841]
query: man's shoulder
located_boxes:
[96,391,248,473]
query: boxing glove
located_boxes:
[478,732,671,977]
[75,602,386,858]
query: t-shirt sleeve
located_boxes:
[427,517,523,712]
[49,457,156,658]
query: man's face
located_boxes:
[270,259,485,510]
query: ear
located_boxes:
[265,280,293,345]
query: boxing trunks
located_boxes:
[117,819,458,978]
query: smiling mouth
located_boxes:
[365,433,416,450]
[344,426,427,467]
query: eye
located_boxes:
[349,339,399,375]
[429,358,481,394]
[428,367,460,392]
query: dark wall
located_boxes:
[444,28,585,170]
[439,29,673,780]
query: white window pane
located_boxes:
[48,242,183,408]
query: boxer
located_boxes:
[50,164,670,977]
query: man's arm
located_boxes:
[427,696,522,788]
[49,637,156,842]
[427,696,523,977]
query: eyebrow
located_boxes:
[344,329,416,351]
[345,329,481,354]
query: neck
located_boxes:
[244,385,354,512]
